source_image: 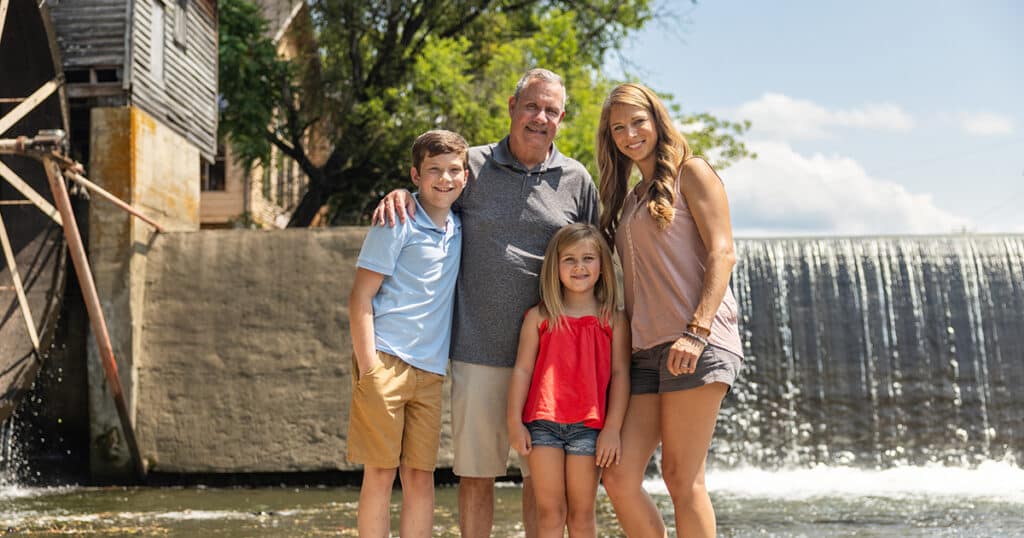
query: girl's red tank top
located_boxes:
[522,315,613,429]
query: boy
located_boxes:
[347,129,468,538]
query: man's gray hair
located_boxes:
[513,68,568,107]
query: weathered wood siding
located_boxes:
[130,0,217,161]
[47,0,128,68]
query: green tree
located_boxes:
[217,0,293,168]
[218,0,753,225]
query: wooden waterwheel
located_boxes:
[0,0,69,422]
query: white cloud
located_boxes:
[723,140,973,236]
[958,112,1014,136]
[732,93,915,140]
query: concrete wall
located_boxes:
[88,106,199,480]
[133,228,456,473]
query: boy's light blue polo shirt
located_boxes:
[356,194,461,375]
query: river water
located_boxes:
[4,462,1024,536]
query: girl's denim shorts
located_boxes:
[526,419,599,456]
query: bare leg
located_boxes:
[398,465,435,538]
[522,475,539,538]
[660,383,727,538]
[358,466,397,538]
[458,476,495,538]
[528,446,568,538]
[601,394,666,537]
[565,454,599,538]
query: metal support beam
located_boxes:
[65,171,166,233]
[43,158,146,479]
[0,79,60,137]
[0,211,40,353]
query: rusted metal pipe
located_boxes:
[0,136,29,152]
[3,135,164,232]
[64,170,166,233]
[43,148,165,233]
[42,157,146,480]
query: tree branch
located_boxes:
[346,2,365,97]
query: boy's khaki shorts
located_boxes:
[347,350,444,471]
[451,361,530,478]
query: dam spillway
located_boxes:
[720,235,1024,468]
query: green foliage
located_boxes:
[217,0,753,225]
[681,113,757,170]
[217,0,293,169]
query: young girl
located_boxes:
[506,223,631,538]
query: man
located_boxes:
[375,68,598,538]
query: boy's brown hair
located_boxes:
[411,130,469,170]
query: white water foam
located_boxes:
[147,510,254,521]
[0,484,74,500]
[1,504,329,527]
[4,509,269,527]
[642,461,1024,502]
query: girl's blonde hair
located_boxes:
[597,83,691,247]
[538,223,617,330]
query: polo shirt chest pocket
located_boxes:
[521,171,577,225]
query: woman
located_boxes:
[596,83,744,537]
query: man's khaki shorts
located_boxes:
[346,350,444,471]
[451,361,530,478]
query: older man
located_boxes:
[375,68,598,538]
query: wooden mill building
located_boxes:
[47,0,218,168]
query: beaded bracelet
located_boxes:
[682,330,709,347]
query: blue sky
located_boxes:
[609,0,1023,236]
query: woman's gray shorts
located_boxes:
[630,342,743,394]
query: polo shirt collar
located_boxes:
[411,192,452,233]
[492,136,570,174]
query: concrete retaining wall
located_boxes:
[88,107,200,480]
[134,228,456,473]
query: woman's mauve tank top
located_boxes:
[522,316,612,429]
[615,174,743,357]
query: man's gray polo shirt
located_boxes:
[451,136,599,368]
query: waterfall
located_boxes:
[716,235,1024,469]
[1,416,18,484]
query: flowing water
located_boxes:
[3,464,1023,536]
[2,235,1022,536]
